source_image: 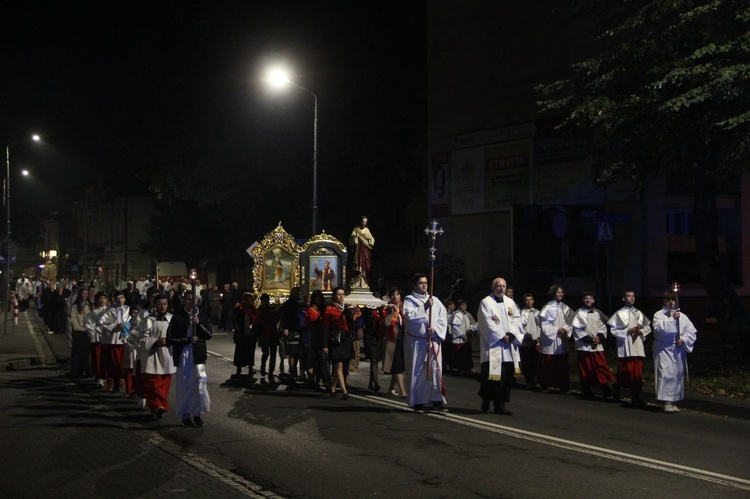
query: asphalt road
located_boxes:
[135,330,750,498]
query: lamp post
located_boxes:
[268,70,318,235]
[4,134,40,334]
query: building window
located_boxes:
[666,209,693,236]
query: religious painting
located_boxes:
[309,255,340,292]
[299,232,347,300]
[251,222,301,305]
[263,247,294,290]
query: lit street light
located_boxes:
[4,133,40,335]
[267,69,319,235]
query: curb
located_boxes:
[0,356,43,372]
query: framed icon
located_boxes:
[251,223,301,304]
[299,232,347,300]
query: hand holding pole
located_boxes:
[190,269,198,340]
[672,282,681,343]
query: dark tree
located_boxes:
[538,0,750,363]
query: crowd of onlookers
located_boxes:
[10,274,246,335]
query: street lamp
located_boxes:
[267,69,319,235]
[4,134,40,334]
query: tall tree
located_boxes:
[538,0,750,363]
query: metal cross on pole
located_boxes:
[424,219,444,299]
[423,219,444,388]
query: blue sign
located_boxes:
[597,222,614,244]
[600,214,631,223]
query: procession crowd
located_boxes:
[14,271,698,427]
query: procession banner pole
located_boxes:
[671,282,681,342]
[190,269,198,339]
[672,281,687,382]
[424,220,444,381]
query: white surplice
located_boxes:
[538,300,573,355]
[652,307,697,402]
[403,291,447,407]
[607,306,651,358]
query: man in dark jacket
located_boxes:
[279,287,302,379]
[168,291,212,427]
[123,281,143,308]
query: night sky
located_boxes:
[1,1,427,239]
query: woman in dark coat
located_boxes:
[48,286,68,335]
[232,292,256,375]
[324,287,358,399]
[304,290,329,389]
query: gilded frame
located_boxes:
[251,222,301,305]
[299,231,347,300]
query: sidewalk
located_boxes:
[0,307,55,371]
[0,306,283,498]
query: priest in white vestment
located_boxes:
[477,278,522,415]
[403,273,447,413]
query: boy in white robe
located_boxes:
[84,292,110,386]
[449,299,475,375]
[572,291,615,399]
[607,290,651,405]
[519,293,541,389]
[653,291,697,413]
[132,295,175,418]
[403,273,448,413]
[538,284,574,394]
[99,291,130,393]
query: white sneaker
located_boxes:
[663,402,678,413]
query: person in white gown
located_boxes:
[653,290,697,413]
[403,273,448,413]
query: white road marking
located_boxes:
[351,393,750,491]
[207,350,233,363]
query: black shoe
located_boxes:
[155,408,165,419]
[602,385,613,398]
[612,385,621,401]
[182,418,194,427]
[413,404,425,414]
[342,393,349,401]
[481,401,490,413]
[432,403,449,413]
[580,387,596,400]
[494,407,513,416]
[193,416,205,428]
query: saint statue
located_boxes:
[349,216,374,289]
